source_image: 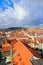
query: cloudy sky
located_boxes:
[0,0,43,28]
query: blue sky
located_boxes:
[0,0,43,28]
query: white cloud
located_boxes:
[14,4,28,20]
[0,0,43,28]
[40,23,43,26]
[0,2,28,28]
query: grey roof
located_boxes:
[0,58,6,65]
[31,57,43,65]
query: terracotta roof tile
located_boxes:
[12,41,33,65]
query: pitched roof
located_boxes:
[2,42,11,52]
[12,41,33,65]
[35,38,43,43]
[39,38,43,43]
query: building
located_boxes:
[12,41,33,65]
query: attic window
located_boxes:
[14,62,18,65]
[19,58,22,61]
[18,54,20,56]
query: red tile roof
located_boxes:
[19,36,28,38]
[34,41,39,45]
[35,38,43,43]
[39,38,43,43]
[12,41,33,65]
[2,42,11,52]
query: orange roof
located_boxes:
[19,36,28,38]
[11,39,17,45]
[34,41,39,45]
[2,43,11,52]
[34,38,40,41]
[35,38,43,43]
[27,28,43,35]
[12,41,33,65]
[39,38,43,43]
[23,39,34,43]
